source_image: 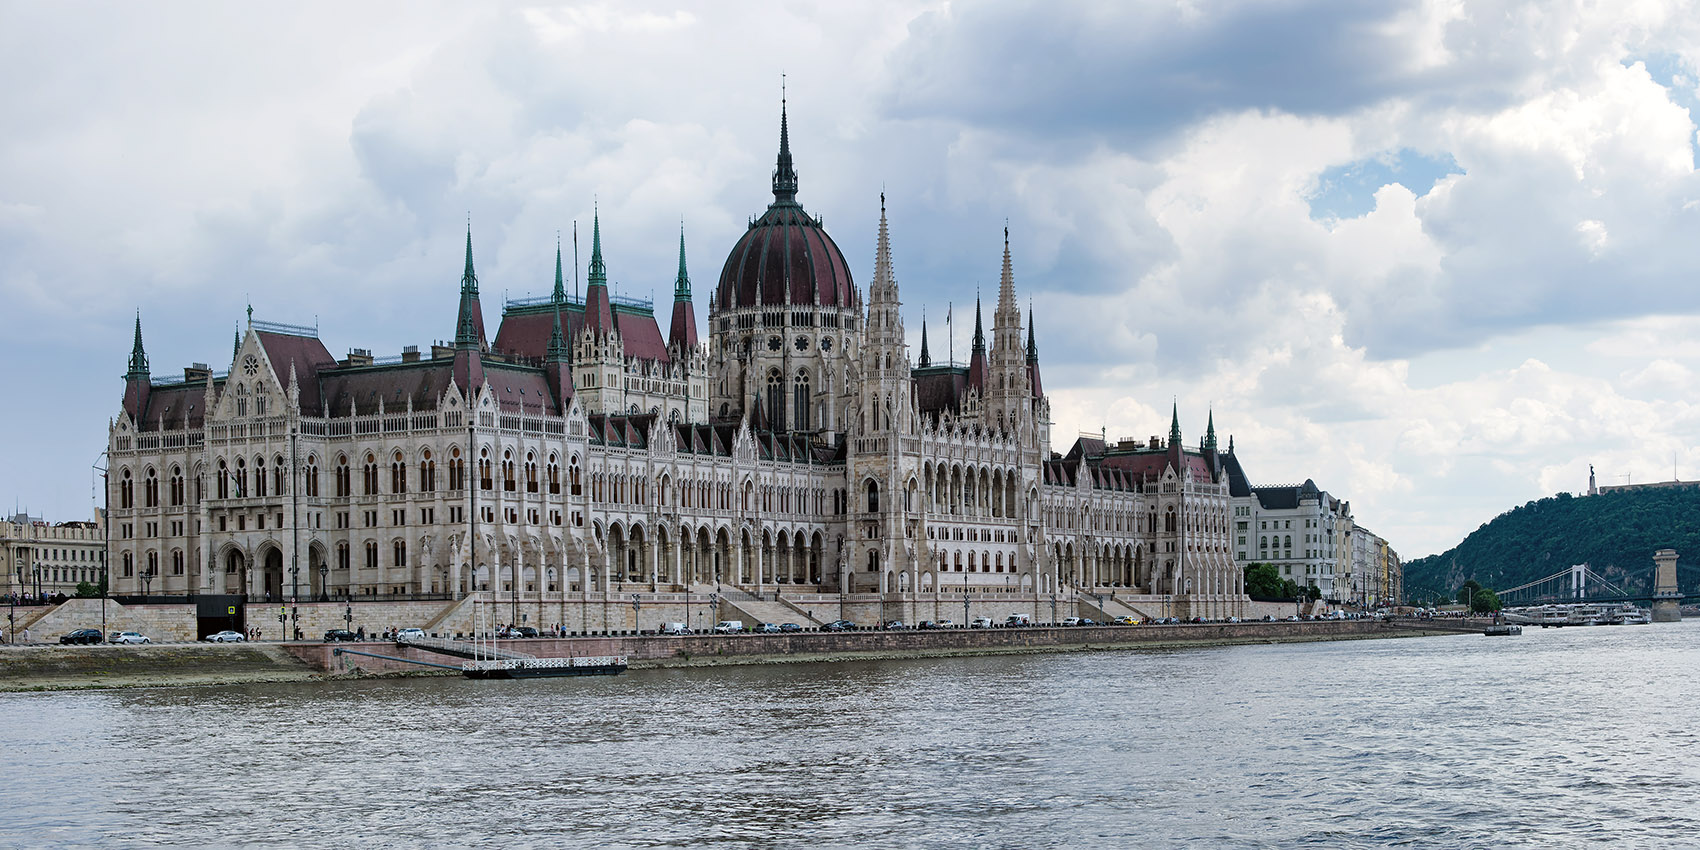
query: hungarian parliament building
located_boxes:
[105,107,1249,622]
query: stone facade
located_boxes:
[2,516,106,600]
[104,108,1250,628]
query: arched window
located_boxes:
[448,447,464,491]
[119,468,134,509]
[479,447,493,490]
[548,454,560,495]
[525,452,538,493]
[254,457,267,498]
[273,455,285,496]
[362,454,378,495]
[169,466,184,506]
[866,479,879,513]
[391,451,407,494]
[215,461,228,500]
[868,550,880,573]
[794,370,811,431]
[143,468,158,508]
[335,455,350,498]
[766,369,784,430]
[419,449,435,492]
[502,450,515,491]
[236,385,248,417]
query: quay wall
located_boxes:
[287,618,1468,676]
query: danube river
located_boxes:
[2,622,1696,848]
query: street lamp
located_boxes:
[962,568,970,626]
[319,563,329,602]
[631,593,641,633]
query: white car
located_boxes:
[395,628,427,641]
[205,630,246,642]
[110,631,151,645]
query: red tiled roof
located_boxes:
[319,363,456,417]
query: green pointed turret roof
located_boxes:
[587,210,607,288]
[455,223,487,349]
[972,296,985,350]
[1204,409,1217,451]
[546,306,569,363]
[552,237,566,305]
[127,312,149,377]
[673,226,691,299]
[461,225,478,293]
[232,327,240,361]
[1169,402,1182,446]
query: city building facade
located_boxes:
[104,107,1248,622]
[2,514,106,600]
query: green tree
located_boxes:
[1244,563,1284,599]
[1279,579,1300,600]
[1305,583,1323,602]
[74,581,99,598]
[1457,579,1481,606]
[1471,588,1502,613]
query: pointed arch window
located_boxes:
[420,449,436,492]
[794,370,811,431]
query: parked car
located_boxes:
[396,627,428,641]
[823,619,855,631]
[917,620,939,630]
[205,630,245,643]
[513,626,539,638]
[1061,617,1083,627]
[1080,619,1099,626]
[60,628,103,645]
[933,619,956,629]
[969,617,994,629]
[322,629,357,642]
[1005,614,1032,627]
[778,623,804,633]
[1111,616,1138,625]
[883,620,908,630]
[754,623,782,633]
[712,620,745,634]
[660,622,692,635]
[109,631,151,645]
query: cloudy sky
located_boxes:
[4,0,1700,559]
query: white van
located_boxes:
[712,620,744,634]
[660,622,691,635]
[1005,614,1031,627]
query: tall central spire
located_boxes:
[772,81,799,205]
[673,226,691,299]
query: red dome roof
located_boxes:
[714,100,858,313]
[716,204,857,311]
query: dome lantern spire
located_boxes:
[772,78,799,205]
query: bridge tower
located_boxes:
[1570,563,1587,599]
[1651,549,1681,622]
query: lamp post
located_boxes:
[289,564,300,640]
[962,568,970,626]
[631,593,641,633]
[319,563,329,602]
[343,597,353,634]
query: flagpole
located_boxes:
[947,301,953,366]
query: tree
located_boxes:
[1244,563,1285,599]
[1279,579,1300,599]
[1471,588,1502,613]
[74,581,100,598]
[1457,579,1481,606]
[1305,583,1323,602]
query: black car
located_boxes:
[778,623,804,633]
[60,628,103,645]
[323,629,357,642]
[823,619,855,631]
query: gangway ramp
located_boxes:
[395,634,534,661]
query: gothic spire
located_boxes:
[918,312,932,368]
[127,311,149,378]
[584,208,614,336]
[232,326,240,361]
[772,83,799,205]
[454,222,488,351]
[972,296,985,351]
[547,305,569,362]
[1026,307,1039,364]
[668,224,699,350]
[552,235,566,305]
[674,225,691,299]
[1204,409,1218,452]
[1169,402,1183,446]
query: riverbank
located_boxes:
[1,619,1474,692]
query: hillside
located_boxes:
[1403,486,1700,603]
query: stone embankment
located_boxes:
[1,618,1477,691]
[0,643,321,692]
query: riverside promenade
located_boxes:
[1,619,1475,691]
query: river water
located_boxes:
[2,622,1696,848]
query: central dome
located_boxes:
[714,103,858,313]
